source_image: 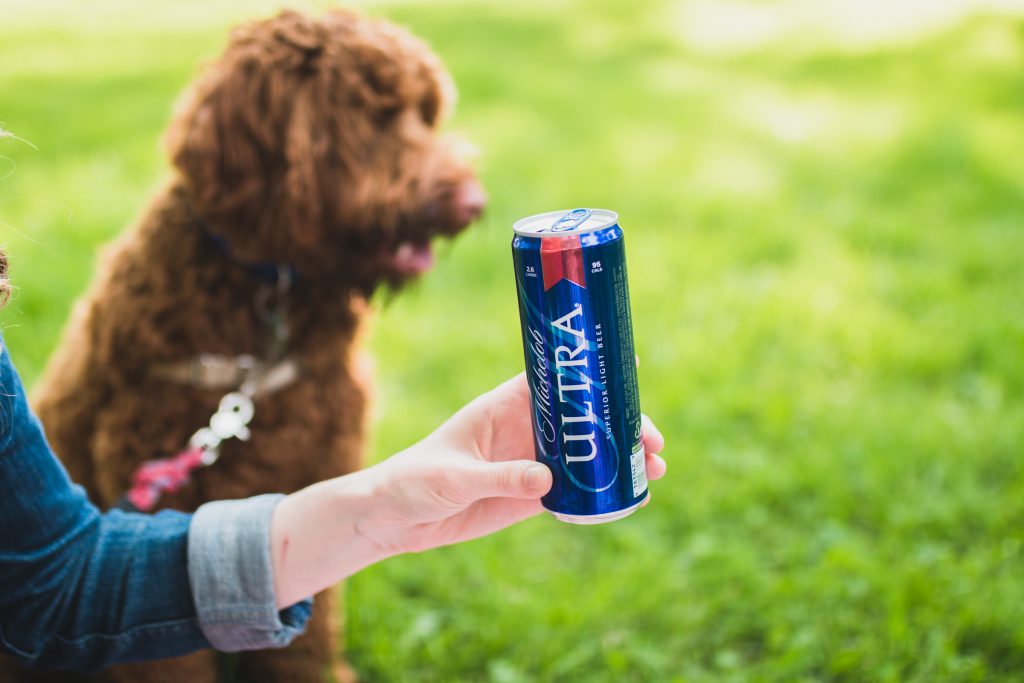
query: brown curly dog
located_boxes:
[10,8,483,683]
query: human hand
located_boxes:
[352,373,667,554]
[271,373,666,608]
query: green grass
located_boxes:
[3,1,1024,680]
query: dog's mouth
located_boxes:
[390,240,436,276]
[373,235,445,285]
[374,180,486,284]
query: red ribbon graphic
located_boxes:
[541,235,588,291]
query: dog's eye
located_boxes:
[374,105,403,127]
[419,93,439,127]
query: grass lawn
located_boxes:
[3,0,1024,680]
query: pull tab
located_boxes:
[549,208,592,233]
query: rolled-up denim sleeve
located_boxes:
[188,495,313,651]
[0,339,312,673]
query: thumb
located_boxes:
[465,460,553,500]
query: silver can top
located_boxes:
[512,208,619,237]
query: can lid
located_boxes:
[513,208,619,237]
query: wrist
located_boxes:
[334,464,402,557]
[345,456,421,556]
[270,467,395,609]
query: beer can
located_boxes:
[512,208,647,524]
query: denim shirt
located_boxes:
[0,339,311,672]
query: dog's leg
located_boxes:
[236,588,355,683]
[0,650,218,683]
[0,657,90,683]
[103,649,220,683]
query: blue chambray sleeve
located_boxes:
[188,495,313,651]
[0,339,311,672]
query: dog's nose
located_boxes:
[452,180,487,227]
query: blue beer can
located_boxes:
[512,208,647,524]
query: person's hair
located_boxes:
[1,127,11,307]
[0,250,9,308]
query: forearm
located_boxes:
[26,510,209,672]
[0,490,208,671]
[0,343,208,671]
[269,467,393,609]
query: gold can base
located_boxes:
[547,493,649,525]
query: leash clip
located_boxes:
[188,391,256,464]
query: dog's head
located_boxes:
[166,9,485,291]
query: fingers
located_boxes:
[636,358,668,483]
[433,373,530,456]
[474,373,529,410]
[460,459,553,501]
[466,378,665,490]
[641,414,665,455]
[645,452,667,481]
[640,414,666,481]
[494,372,530,401]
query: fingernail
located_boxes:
[525,464,549,491]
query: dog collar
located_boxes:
[204,232,301,286]
[150,354,300,395]
[186,201,301,286]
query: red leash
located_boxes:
[116,391,255,513]
[122,447,207,512]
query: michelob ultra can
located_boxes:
[512,208,647,524]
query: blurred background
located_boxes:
[2,0,1024,680]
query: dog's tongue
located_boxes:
[393,242,435,275]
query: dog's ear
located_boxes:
[165,14,330,249]
[164,65,278,226]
